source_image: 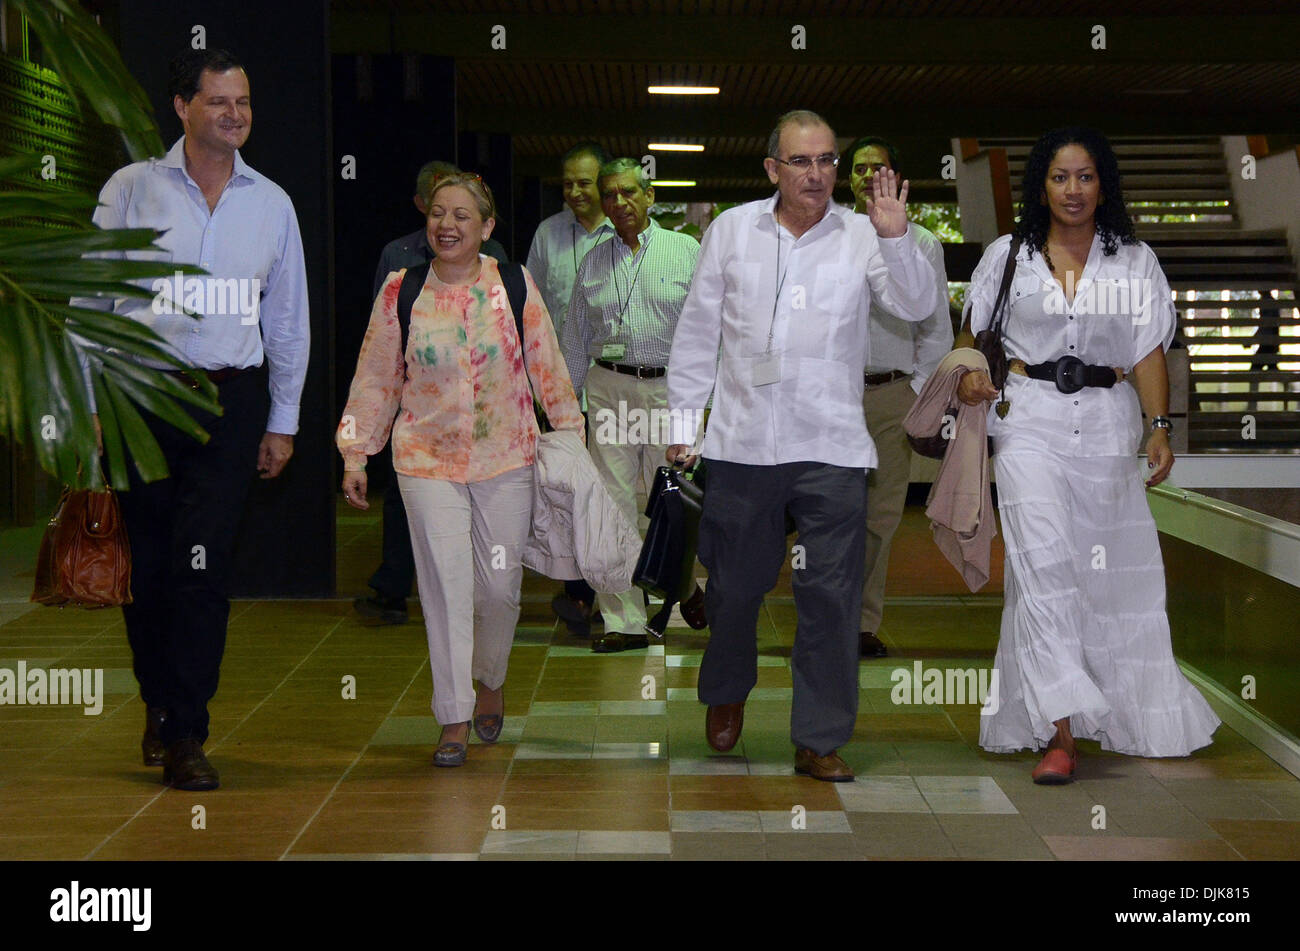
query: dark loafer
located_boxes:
[705,702,745,752]
[859,632,888,658]
[142,706,167,766]
[591,631,649,653]
[162,739,220,791]
[552,591,600,637]
[680,584,709,630]
[354,594,408,625]
[795,748,855,782]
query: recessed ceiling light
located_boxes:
[649,143,705,152]
[648,85,720,95]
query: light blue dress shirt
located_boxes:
[85,136,310,434]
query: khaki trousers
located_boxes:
[585,363,669,634]
[861,375,917,632]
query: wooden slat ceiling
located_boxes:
[332,0,1294,15]
[331,2,1300,202]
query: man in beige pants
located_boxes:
[560,157,700,652]
[847,136,954,657]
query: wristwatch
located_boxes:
[1150,416,1173,434]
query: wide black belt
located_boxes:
[594,360,666,379]
[1014,356,1119,394]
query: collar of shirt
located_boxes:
[608,217,656,261]
[565,206,615,239]
[756,192,846,240]
[156,136,256,192]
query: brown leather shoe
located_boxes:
[859,632,887,657]
[705,702,744,752]
[680,584,708,630]
[795,748,855,782]
[142,706,167,766]
[162,739,220,791]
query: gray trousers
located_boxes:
[697,459,868,755]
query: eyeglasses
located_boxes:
[774,153,839,172]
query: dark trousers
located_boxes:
[697,459,867,755]
[368,449,415,601]
[118,371,265,745]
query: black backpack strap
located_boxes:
[501,260,527,351]
[988,234,1022,338]
[396,261,431,375]
[499,260,551,432]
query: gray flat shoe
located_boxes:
[473,713,504,743]
[434,722,470,767]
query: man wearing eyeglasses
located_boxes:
[847,137,954,660]
[666,110,937,781]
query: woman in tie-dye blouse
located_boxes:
[338,173,583,767]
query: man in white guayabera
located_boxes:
[560,157,701,653]
[666,110,937,782]
[81,49,310,791]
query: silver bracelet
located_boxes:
[1151,416,1173,434]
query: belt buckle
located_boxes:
[1054,355,1085,394]
[637,366,652,379]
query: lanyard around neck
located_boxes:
[610,229,649,334]
[768,205,793,353]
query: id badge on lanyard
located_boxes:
[752,351,781,386]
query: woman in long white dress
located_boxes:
[956,127,1219,784]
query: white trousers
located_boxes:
[979,451,1219,757]
[585,364,669,633]
[399,467,533,725]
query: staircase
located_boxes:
[986,136,1300,450]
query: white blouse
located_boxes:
[964,232,1176,457]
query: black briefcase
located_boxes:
[633,463,704,602]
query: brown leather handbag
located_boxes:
[31,488,133,608]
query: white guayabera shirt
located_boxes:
[964,233,1176,457]
[667,194,937,469]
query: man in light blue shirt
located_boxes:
[86,49,310,791]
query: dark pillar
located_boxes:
[332,53,457,448]
[113,0,334,596]
[457,130,513,258]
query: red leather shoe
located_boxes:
[1031,746,1077,785]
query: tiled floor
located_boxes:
[1,498,1298,861]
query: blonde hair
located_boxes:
[428,172,496,221]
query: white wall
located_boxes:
[1223,135,1300,276]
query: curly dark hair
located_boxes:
[1015,127,1136,267]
